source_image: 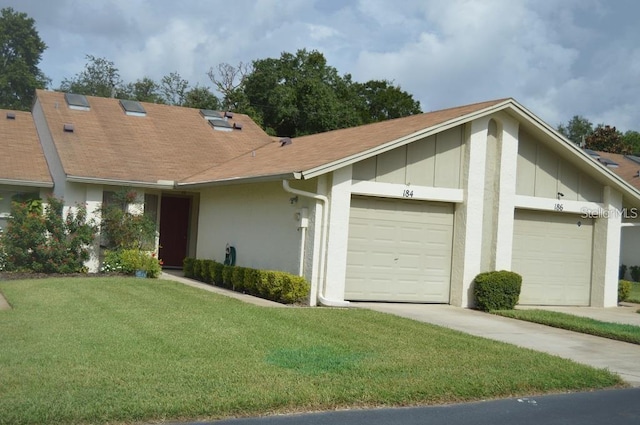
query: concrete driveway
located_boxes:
[352,302,640,387]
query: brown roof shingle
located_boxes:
[594,151,640,191]
[182,98,510,184]
[0,109,52,186]
[36,90,273,184]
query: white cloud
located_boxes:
[0,0,637,130]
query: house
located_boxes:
[584,151,640,277]
[7,90,640,308]
[0,109,53,231]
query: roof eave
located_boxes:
[0,178,54,188]
[177,172,302,189]
[66,175,176,190]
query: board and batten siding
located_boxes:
[516,129,602,202]
[352,126,464,189]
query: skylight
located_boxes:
[64,93,90,111]
[119,99,146,117]
[200,109,223,120]
[208,118,233,132]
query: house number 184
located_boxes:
[402,189,414,198]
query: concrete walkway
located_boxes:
[352,303,640,387]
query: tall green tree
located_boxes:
[243,49,362,136]
[183,85,221,110]
[353,79,421,124]
[59,55,123,97]
[622,130,640,154]
[0,7,49,110]
[584,124,630,154]
[557,115,593,146]
[160,71,188,105]
[121,76,164,103]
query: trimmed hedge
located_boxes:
[473,270,522,312]
[619,280,632,302]
[182,258,310,304]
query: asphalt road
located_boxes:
[175,388,640,425]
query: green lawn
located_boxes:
[493,309,640,344]
[0,278,623,425]
[628,282,640,304]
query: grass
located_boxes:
[0,277,624,425]
[493,309,640,345]
[628,281,640,304]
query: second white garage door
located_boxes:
[344,197,453,302]
[512,209,593,306]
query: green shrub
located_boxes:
[1,197,96,273]
[631,266,640,282]
[243,268,259,295]
[619,264,628,280]
[212,262,224,285]
[222,265,234,289]
[118,249,162,278]
[192,259,203,281]
[100,188,156,251]
[101,250,124,274]
[183,257,195,278]
[183,258,310,304]
[231,267,246,291]
[473,270,522,312]
[201,259,214,283]
[280,274,310,304]
[619,280,632,302]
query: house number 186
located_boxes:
[402,189,414,198]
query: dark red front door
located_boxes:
[159,196,191,268]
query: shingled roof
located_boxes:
[35,90,273,185]
[180,98,511,186]
[0,109,52,187]
[592,151,640,191]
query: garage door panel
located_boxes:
[345,197,453,303]
[512,209,592,306]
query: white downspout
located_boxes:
[298,221,306,276]
[283,180,350,307]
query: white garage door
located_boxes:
[512,209,593,306]
[345,197,453,302]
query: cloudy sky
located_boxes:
[3,0,639,131]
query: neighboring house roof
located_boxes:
[0,109,53,187]
[181,98,510,185]
[592,151,640,191]
[35,90,273,186]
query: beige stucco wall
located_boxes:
[196,181,316,278]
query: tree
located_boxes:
[207,62,251,111]
[59,55,123,97]
[353,79,422,124]
[557,115,593,146]
[0,7,49,110]
[243,49,362,136]
[121,76,164,103]
[622,130,640,154]
[160,71,188,105]
[183,85,221,110]
[584,124,630,154]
